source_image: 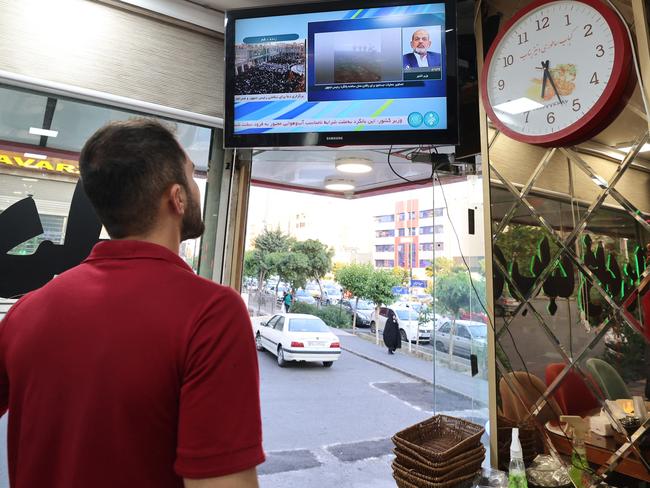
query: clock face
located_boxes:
[482,0,633,146]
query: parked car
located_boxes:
[340,299,375,327]
[294,289,317,305]
[458,309,488,324]
[321,286,342,305]
[254,313,341,367]
[305,283,321,299]
[370,304,434,343]
[434,320,487,358]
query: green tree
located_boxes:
[269,251,311,293]
[335,264,373,331]
[243,250,259,280]
[249,228,293,290]
[293,239,334,300]
[392,267,410,287]
[436,269,486,356]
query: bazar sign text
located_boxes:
[0,151,79,175]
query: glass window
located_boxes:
[374,259,395,267]
[420,243,434,251]
[274,317,285,331]
[375,229,395,238]
[375,245,395,252]
[457,326,471,339]
[288,318,329,332]
[420,226,433,235]
[266,316,280,328]
[434,225,444,234]
[435,208,444,217]
[439,323,451,333]
[420,209,434,218]
[8,214,66,255]
[409,211,416,219]
[419,260,432,268]
[467,325,487,339]
[395,309,419,320]
[398,212,406,221]
[374,214,394,223]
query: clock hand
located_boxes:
[544,62,564,105]
[540,60,549,99]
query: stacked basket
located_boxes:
[391,415,486,488]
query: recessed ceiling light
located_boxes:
[13,191,22,195]
[324,177,355,191]
[29,127,58,137]
[618,143,650,153]
[24,152,47,160]
[21,178,39,182]
[335,157,373,174]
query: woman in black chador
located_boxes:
[383,309,401,354]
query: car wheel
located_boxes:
[370,322,376,333]
[255,333,264,351]
[277,346,287,367]
[323,361,333,368]
[400,329,408,342]
[435,341,447,352]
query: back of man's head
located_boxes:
[79,119,187,239]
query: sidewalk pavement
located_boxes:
[333,328,489,404]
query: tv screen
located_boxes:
[224,0,458,148]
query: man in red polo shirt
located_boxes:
[0,120,264,487]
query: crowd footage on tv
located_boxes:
[234,41,306,96]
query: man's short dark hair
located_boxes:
[79,119,188,238]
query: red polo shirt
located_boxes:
[0,240,264,487]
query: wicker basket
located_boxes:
[392,415,485,462]
[393,459,482,483]
[393,466,479,488]
[394,444,485,475]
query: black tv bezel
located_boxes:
[224,0,458,149]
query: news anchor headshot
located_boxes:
[403,28,441,69]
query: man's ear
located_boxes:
[169,183,185,215]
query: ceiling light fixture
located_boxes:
[324,177,355,191]
[24,152,47,160]
[21,178,39,182]
[493,97,544,115]
[335,156,373,174]
[29,127,58,138]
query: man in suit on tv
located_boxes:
[403,29,441,69]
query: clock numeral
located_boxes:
[518,32,528,45]
[572,99,581,112]
[536,16,550,31]
[502,55,514,67]
[596,44,605,57]
[547,112,555,124]
[590,72,600,84]
[584,24,593,37]
[497,79,505,90]
[524,111,530,123]
[565,14,571,26]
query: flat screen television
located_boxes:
[224,0,458,148]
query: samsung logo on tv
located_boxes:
[326,136,344,141]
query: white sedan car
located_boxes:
[254,313,342,368]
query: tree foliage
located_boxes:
[436,269,486,319]
[248,228,293,290]
[293,239,334,296]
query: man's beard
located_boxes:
[414,46,428,55]
[181,190,205,241]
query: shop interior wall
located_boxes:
[481,0,650,481]
[0,0,223,117]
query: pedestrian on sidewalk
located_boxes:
[383,309,401,354]
[284,290,293,313]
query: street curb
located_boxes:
[340,346,434,386]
